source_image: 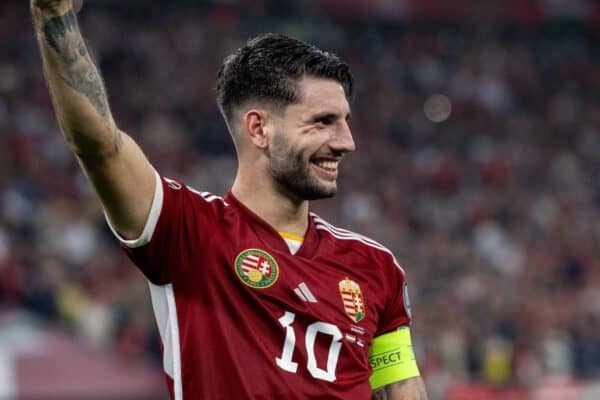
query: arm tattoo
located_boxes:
[42,9,109,119]
[372,378,428,400]
[372,381,406,400]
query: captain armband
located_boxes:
[368,327,420,389]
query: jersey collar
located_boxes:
[225,192,320,259]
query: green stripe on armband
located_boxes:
[368,327,420,389]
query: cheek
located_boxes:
[279,140,308,161]
[268,133,288,158]
[286,146,308,167]
[269,137,302,167]
[271,130,319,164]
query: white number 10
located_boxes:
[275,311,343,382]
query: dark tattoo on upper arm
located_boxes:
[42,9,110,119]
[42,8,77,54]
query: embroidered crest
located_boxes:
[234,249,279,289]
[339,277,365,323]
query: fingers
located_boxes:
[32,0,78,12]
[31,0,81,18]
[73,0,82,13]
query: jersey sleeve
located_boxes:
[105,170,218,285]
[375,254,412,336]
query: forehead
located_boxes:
[286,75,350,118]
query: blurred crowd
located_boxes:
[0,0,598,397]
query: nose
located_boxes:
[330,120,356,154]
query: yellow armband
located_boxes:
[368,327,420,389]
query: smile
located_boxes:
[314,160,339,171]
[310,159,340,179]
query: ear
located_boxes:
[243,109,270,149]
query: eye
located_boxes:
[313,114,336,126]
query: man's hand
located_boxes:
[31,0,82,16]
[372,376,428,400]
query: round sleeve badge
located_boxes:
[234,249,279,289]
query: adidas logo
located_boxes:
[293,282,317,303]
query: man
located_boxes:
[32,0,428,398]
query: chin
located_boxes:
[301,183,338,200]
[273,168,339,201]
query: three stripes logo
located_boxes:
[293,282,317,303]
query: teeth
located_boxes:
[316,160,339,170]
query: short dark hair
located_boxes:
[216,33,353,123]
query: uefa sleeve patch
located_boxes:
[369,328,420,389]
[234,249,279,289]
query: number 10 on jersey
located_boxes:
[275,311,343,382]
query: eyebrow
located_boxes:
[308,111,352,123]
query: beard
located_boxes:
[268,132,337,201]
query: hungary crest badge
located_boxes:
[234,249,279,289]
[339,277,366,323]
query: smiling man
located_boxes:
[31,0,427,399]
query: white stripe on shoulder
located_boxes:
[185,186,229,205]
[311,213,404,271]
[312,214,389,251]
[163,177,182,190]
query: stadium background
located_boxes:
[0,0,599,398]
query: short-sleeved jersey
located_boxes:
[109,172,411,400]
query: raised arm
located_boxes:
[31,0,155,239]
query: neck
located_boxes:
[231,174,309,238]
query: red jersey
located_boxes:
[110,173,411,399]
